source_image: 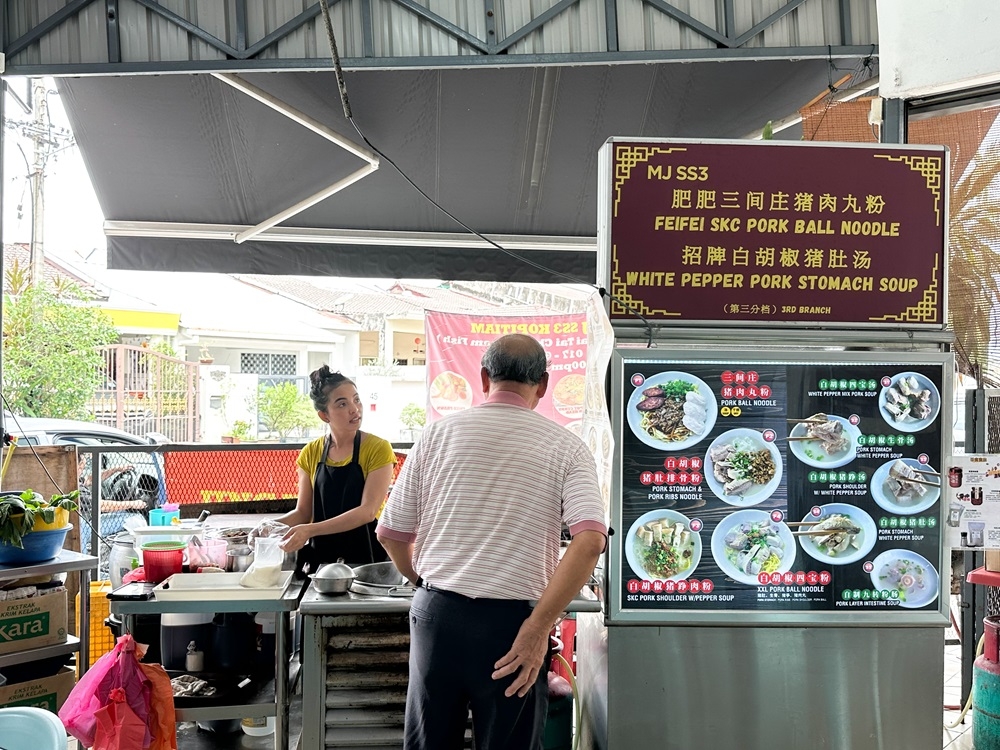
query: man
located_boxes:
[377,334,607,750]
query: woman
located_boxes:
[263,366,395,571]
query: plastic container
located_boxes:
[160,612,214,670]
[108,533,138,588]
[0,525,71,564]
[187,538,228,569]
[241,716,275,736]
[255,611,277,678]
[149,507,180,526]
[212,612,256,672]
[141,540,185,583]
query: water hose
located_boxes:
[554,652,581,750]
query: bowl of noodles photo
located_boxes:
[704,429,783,507]
[552,374,585,418]
[429,371,473,416]
[626,372,717,451]
[625,509,702,582]
[711,509,795,585]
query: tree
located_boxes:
[258,382,317,438]
[400,403,426,430]
[3,276,118,418]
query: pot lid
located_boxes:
[314,560,355,581]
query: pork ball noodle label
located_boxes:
[627,372,717,451]
[626,510,702,582]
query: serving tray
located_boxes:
[152,571,293,601]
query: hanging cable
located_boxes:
[314,2,655,345]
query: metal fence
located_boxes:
[78,441,410,579]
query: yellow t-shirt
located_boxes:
[296,432,396,478]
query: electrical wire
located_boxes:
[314,2,655,346]
[945,631,983,729]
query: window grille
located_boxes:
[241,353,297,376]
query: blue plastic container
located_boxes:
[0,525,71,565]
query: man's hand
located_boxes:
[491,619,550,698]
[279,524,314,553]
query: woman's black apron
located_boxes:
[295,432,388,575]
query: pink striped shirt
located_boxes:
[376,391,607,600]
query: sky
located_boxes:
[2,79,107,263]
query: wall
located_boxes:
[878,0,1000,98]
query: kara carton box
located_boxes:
[0,589,68,655]
[0,666,75,711]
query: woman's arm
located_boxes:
[280,463,394,552]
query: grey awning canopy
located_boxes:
[58,60,841,283]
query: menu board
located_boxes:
[613,352,947,620]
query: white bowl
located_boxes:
[797,503,877,565]
[870,458,941,515]
[788,414,860,470]
[624,509,702,581]
[710,509,796,585]
[704,428,783,507]
[869,549,939,609]
[878,371,941,433]
[626,371,717,452]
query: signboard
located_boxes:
[612,351,949,622]
[943,454,1000,549]
[424,312,588,429]
[600,139,947,327]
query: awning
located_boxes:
[57,61,847,283]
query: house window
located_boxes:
[241,353,297,376]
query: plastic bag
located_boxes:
[248,519,289,548]
[93,687,148,750]
[139,662,178,750]
[60,634,153,748]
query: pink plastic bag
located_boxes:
[59,634,153,748]
[93,687,148,750]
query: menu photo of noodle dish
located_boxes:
[626,371,717,451]
[625,509,703,582]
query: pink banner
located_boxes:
[424,312,588,428]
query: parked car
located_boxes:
[2,414,167,554]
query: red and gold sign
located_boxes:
[604,139,947,326]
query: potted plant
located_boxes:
[223,419,254,443]
[0,489,79,551]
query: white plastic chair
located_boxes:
[0,706,68,750]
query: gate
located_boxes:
[88,345,199,442]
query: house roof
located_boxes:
[2,243,105,298]
[237,276,501,317]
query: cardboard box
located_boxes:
[987,550,1000,573]
[0,666,75,711]
[0,589,68,655]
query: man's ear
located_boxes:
[481,367,491,395]
[536,372,550,399]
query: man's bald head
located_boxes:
[481,334,548,385]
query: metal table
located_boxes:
[110,580,305,750]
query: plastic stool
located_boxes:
[0,706,68,750]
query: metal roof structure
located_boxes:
[1,0,880,283]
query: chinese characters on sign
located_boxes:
[604,141,947,325]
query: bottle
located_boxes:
[185,640,204,672]
[241,716,275,736]
[108,533,138,588]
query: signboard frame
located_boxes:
[596,137,950,330]
[608,347,952,626]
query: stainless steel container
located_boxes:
[225,546,253,572]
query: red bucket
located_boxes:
[141,541,185,583]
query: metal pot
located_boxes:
[225,546,253,572]
[310,559,356,595]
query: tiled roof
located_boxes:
[2,243,105,298]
